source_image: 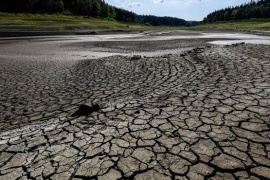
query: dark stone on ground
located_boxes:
[72,104,100,117]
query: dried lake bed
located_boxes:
[0,30,270,179]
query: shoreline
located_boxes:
[0,29,141,37]
[0,28,269,38]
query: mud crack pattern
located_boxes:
[0,44,270,179]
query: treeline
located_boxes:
[204,0,270,23]
[0,0,187,26]
[137,15,187,26]
[0,0,135,21]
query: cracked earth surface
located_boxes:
[0,32,270,179]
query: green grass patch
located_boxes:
[0,13,181,31]
[186,21,270,32]
[2,13,269,33]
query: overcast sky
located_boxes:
[105,0,251,21]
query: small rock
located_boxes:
[162,55,170,58]
[131,55,141,60]
[72,104,100,117]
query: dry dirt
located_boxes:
[0,31,270,179]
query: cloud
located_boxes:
[126,1,142,8]
[153,0,165,3]
[112,0,204,7]
[152,0,207,4]
[113,0,142,8]
[153,0,180,4]
[186,0,207,4]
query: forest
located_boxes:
[0,0,187,26]
[204,0,270,23]
[137,15,187,26]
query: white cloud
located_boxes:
[153,0,181,4]
[152,0,206,4]
[113,0,142,8]
[186,0,205,4]
[153,0,165,3]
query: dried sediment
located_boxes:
[0,43,270,179]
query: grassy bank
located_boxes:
[1,13,270,33]
[187,21,270,32]
[0,13,180,31]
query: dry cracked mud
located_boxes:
[0,32,270,180]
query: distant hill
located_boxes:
[186,21,201,26]
[0,0,187,26]
[136,15,187,26]
[204,0,270,23]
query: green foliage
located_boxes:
[108,6,116,19]
[204,0,270,23]
[0,13,183,31]
[37,0,64,13]
[0,0,187,26]
[140,15,187,26]
[186,21,270,32]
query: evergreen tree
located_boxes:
[0,0,187,26]
[204,0,270,23]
